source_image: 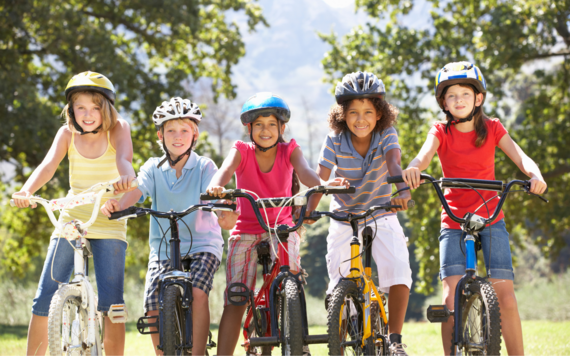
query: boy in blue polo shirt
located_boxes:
[317,72,413,355]
[102,97,235,356]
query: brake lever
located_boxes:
[522,185,549,203]
[391,187,410,198]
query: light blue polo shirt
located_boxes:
[137,152,223,265]
[318,127,401,224]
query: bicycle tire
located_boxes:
[48,285,97,356]
[327,280,366,356]
[367,300,388,356]
[450,280,501,356]
[280,277,304,356]
[162,285,186,356]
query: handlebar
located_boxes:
[306,203,403,223]
[387,174,548,225]
[108,203,237,221]
[199,186,356,234]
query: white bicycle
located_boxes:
[11,177,136,356]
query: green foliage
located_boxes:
[320,0,570,293]
[0,0,266,277]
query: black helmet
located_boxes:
[334,71,386,104]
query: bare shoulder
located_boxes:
[112,118,131,133]
[55,126,72,148]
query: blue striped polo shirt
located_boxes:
[318,127,400,224]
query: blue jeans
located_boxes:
[32,238,127,316]
[439,219,514,281]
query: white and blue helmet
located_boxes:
[240,92,291,125]
[435,62,487,109]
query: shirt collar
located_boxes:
[339,130,382,156]
[160,151,198,171]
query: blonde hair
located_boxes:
[61,91,118,132]
[157,118,200,150]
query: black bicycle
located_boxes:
[387,174,548,355]
[109,202,236,356]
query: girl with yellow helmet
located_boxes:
[12,71,136,356]
[401,62,547,355]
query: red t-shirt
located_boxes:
[428,118,508,229]
[232,139,299,235]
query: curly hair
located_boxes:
[327,97,399,135]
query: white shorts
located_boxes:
[325,215,412,294]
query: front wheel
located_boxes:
[280,277,304,356]
[451,280,502,356]
[162,285,187,356]
[48,285,96,355]
[327,280,366,356]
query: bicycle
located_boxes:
[200,185,355,356]
[387,173,548,355]
[305,199,413,356]
[108,201,237,356]
[10,177,133,356]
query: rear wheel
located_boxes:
[280,277,304,356]
[450,280,502,356]
[48,285,95,356]
[327,280,365,356]
[246,303,272,355]
[162,285,186,356]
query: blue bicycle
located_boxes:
[388,174,548,356]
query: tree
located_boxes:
[319,0,570,293]
[0,0,267,277]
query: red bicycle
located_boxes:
[201,185,354,356]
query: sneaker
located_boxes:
[303,345,311,356]
[389,333,408,356]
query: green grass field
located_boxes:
[1,320,569,355]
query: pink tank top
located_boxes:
[232,139,299,235]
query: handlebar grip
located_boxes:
[211,203,237,211]
[323,186,356,194]
[200,190,234,201]
[109,206,139,220]
[387,175,404,184]
[9,199,16,207]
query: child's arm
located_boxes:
[12,127,70,208]
[498,134,547,194]
[206,148,241,198]
[110,119,136,194]
[100,189,143,217]
[386,149,412,212]
[402,134,440,189]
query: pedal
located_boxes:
[228,282,251,306]
[108,304,128,323]
[426,305,452,323]
[206,330,217,349]
[137,315,159,334]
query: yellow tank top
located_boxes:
[50,131,127,241]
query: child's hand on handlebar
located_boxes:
[391,189,412,213]
[113,175,138,195]
[215,199,240,230]
[529,176,547,195]
[325,177,350,188]
[206,185,227,198]
[12,191,36,208]
[402,167,423,190]
[101,199,121,218]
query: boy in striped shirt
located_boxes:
[317,71,413,355]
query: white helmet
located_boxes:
[152,97,202,130]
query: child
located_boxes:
[316,71,413,355]
[101,97,232,356]
[402,61,547,355]
[206,92,343,356]
[12,71,136,356]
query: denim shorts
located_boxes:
[32,238,127,316]
[439,219,514,281]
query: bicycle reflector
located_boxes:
[108,304,128,323]
[427,304,452,323]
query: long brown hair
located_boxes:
[438,84,488,147]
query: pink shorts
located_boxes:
[224,231,301,306]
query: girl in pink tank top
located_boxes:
[206,92,345,355]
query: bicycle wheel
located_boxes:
[367,300,388,356]
[279,277,304,356]
[451,280,501,356]
[327,280,366,356]
[245,303,272,355]
[162,285,186,356]
[48,285,97,356]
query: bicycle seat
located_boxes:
[256,241,271,265]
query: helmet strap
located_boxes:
[69,106,102,135]
[156,136,194,168]
[250,123,281,152]
[444,105,480,134]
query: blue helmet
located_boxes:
[239,92,291,125]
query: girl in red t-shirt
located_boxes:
[402,62,546,355]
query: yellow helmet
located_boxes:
[65,71,116,104]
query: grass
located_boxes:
[1,320,569,355]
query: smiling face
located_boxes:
[442,84,484,119]
[249,114,285,148]
[72,93,103,131]
[344,99,380,140]
[157,119,198,158]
